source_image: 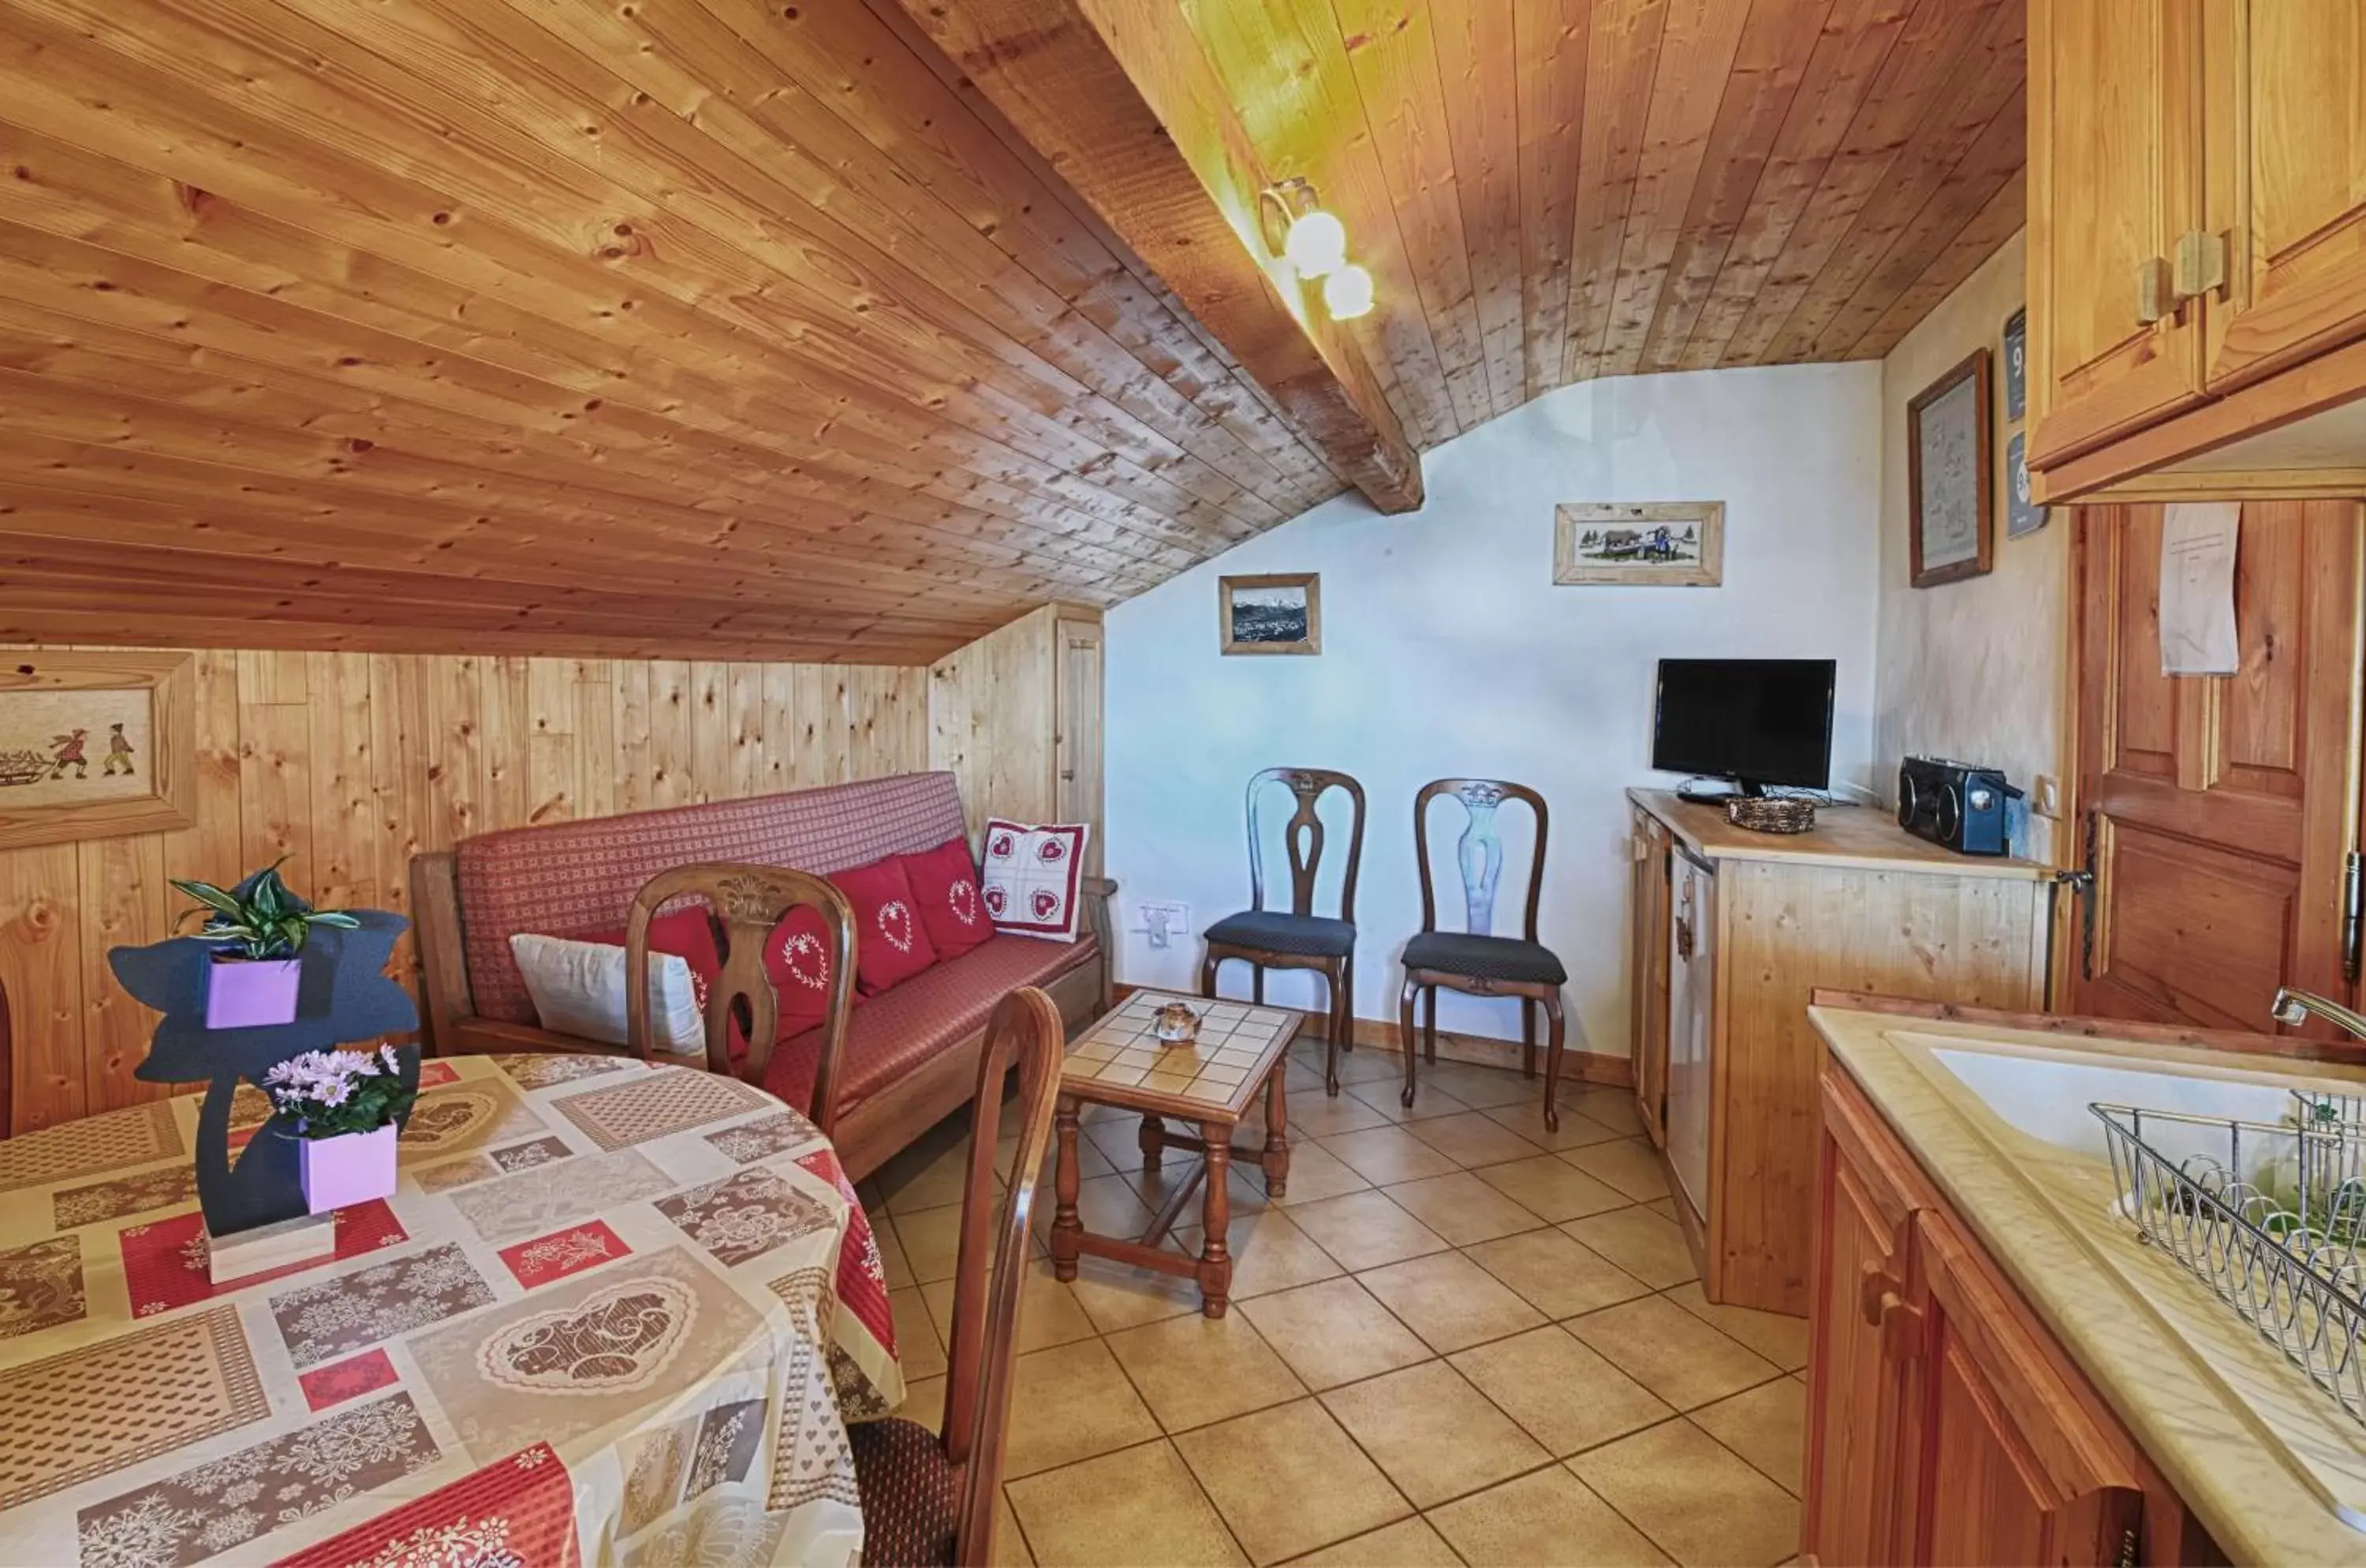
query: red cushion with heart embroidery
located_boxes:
[830,856,940,995]
[761,903,848,1033]
[896,837,995,960]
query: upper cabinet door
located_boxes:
[2202,0,2366,389]
[2028,0,2209,467]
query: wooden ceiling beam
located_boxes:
[881,0,1425,514]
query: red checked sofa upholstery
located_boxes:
[409,771,1110,1179]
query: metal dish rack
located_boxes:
[2091,1092,2366,1425]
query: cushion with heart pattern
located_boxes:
[830,856,940,995]
[762,902,850,1035]
[977,819,1089,943]
[896,837,995,960]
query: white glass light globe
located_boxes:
[1283,209,1348,278]
[1323,263,1375,320]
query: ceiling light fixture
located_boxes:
[1259,177,1371,322]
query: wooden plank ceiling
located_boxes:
[0,0,2025,663]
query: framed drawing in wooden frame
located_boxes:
[1908,349,1995,588]
[1554,502,1724,587]
[0,651,195,850]
[1220,573,1321,655]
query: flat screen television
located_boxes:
[1651,658,1836,796]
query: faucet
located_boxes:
[2271,987,2366,1041]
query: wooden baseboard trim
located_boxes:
[1110,983,1634,1089]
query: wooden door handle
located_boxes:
[1857,1260,1898,1326]
[1674,917,1695,960]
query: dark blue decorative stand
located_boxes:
[109,912,420,1239]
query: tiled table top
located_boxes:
[1062,991,1301,1121]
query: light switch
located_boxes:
[1134,902,1192,950]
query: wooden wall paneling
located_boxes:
[614,661,655,815]
[237,700,312,879]
[727,664,767,805]
[689,663,731,806]
[648,661,695,809]
[793,666,853,789]
[929,607,1061,839]
[75,833,166,1114]
[573,662,618,823]
[427,656,483,849]
[0,842,82,1132]
[480,657,532,831]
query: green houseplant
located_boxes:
[262,1045,416,1211]
[171,859,359,1029]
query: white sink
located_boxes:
[1916,1036,2308,1168]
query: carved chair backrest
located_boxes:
[1244,768,1366,923]
[942,987,1063,1564]
[1412,779,1551,943]
[623,864,856,1129]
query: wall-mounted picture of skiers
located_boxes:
[0,689,153,805]
[1553,501,1726,588]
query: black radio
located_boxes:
[1896,756,2021,856]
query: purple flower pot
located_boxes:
[204,957,302,1029]
[300,1125,398,1213]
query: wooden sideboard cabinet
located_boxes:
[1808,1066,2219,1566]
[1623,792,2051,1315]
[2028,0,2366,498]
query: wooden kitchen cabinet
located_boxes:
[2028,0,2366,496]
[1808,1066,2202,1567]
[1627,805,1670,1148]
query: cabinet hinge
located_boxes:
[2136,256,2174,325]
[2175,229,2230,302]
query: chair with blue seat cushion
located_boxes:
[1398,778,1570,1131]
[1198,768,1366,1096]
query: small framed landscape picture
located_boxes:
[1554,502,1724,588]
[1219,573,1321,655]
[1908,349,1994,588]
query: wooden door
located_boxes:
[1803,1088,1917,1568]
[2028,0,2209,468]
[1629,809,1670,1148]
[1901,1215,2145,1566]
[2201,0,2366,389]
[1054,616,1104,877]
[2069,501,2364,1029]
[1663,852,1715,1223]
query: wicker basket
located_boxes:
[1725,796,1816,834]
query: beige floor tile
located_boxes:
[1279,1089,1392,1139]
[1690,1376,1807,1495]
[1420,1061,1545,1111]
[1569,1089,1646,1139]
[872,1215,912,1288]
[1006,1439,1247,1567]
[1450,1325,1673,1456]
[1106,1310,1308,1432]
[1325,1045,1405,1088]
[1405,1110,1546,1169]
[1566,1419,1801,1567]
[1480,1101,1623,1152]
[890,1285,946,1380]
[1426,1465,1669,1567]
[992,1491,1033,1567]
[1319,1360,1551,1509]
[1354,1251,1545,1353]
[1344,1077,1468,1126]
[1663,1282,1812,1371]
[1461,1228,1655,1320]
[1237,1276,1434,1391]
[1257,1142,1371,1208]
[1566,1294,1782,1410]
[1560,1138,1672,1202]
[1379,1170,1546,1245]
[879,1129,994,1216]
[1469,1155,1631,1223]
[1178,1208,1344,1299]
[1284,1189,1450,1271]
[1030,1170,1157,1246]
[898,1372,945,1434]
[922,1259,1098,1356]
[1043,1128,1117,1184]
[892,1202,965,1284]
[1316,1126,1461,1185]
[1282,1516,1462,1567]
[1002,1338,1164,1478]
[1561,1208,1697,1289]
[1086,1114,1196,1177]
[1060,1249,1209,1334]
[1175,1398,1413,1564]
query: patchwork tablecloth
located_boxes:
[0,1054,904,1568]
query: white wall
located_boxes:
[1104,364,1883,1058]
[1874,230,2069,863]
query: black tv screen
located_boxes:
[1652,659,1836,793]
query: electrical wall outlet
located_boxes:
[2031,774,2062,819]
[1133,901,1192,950]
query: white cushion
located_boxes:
[508,933,705,1051]
[979,819,1089,942]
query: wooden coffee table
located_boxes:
[1050,989,1303,1318]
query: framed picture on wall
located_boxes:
[0,651,195,850]
[1554,502,1725,587]
[1219,573,1321,655]
[1907,349,1994,588]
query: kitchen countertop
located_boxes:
[1629,788,2051,879]
[1812,1004,2366,1566]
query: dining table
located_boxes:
[0,1051,905,1568]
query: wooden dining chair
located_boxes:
[1398,779,1571,1130]
[849,986,1063,1566]
[1200,767,1366,1095]
[625,862,857,1132]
